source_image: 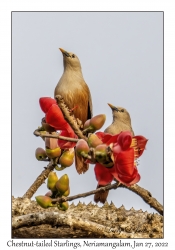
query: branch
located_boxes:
[52,182,163,215]
[34,129,79,142]
[55,95,88,141]
[12,211,121,237]
[22,161,55,199]
[119,183,163,215]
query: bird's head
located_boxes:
[59,48,81,71]
[107,103,132,124]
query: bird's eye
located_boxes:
[120,109,124,112]
[72,54,75,58]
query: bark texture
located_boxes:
[12,197,163,238]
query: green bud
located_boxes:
[47,172,59,192]
[58,201,69,211]
[88,134,103,148]
[45,147,61,159]
[35,195,53,208]
[59,149,74,168]
[95,144,114,168]
[63,187,70,197]
[56,174,69,195]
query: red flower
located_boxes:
[94,131,147,186]
[39,97,77,149]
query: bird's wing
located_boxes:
[87,88,93,119]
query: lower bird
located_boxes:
[94,103,134,203]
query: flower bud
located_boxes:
[56,174,69,195]
[63,187,70,197]
[89,114,106,130]
[83,119,90,129]
[75,139,90,157]
[88,134,103,148]
[35,147,47,161]
[45,191,53,197]
[47,172,59,192]
[95,144,114,168]
[59,149,74,168]
[58,201,69,211]
[35,195,53,208]
[45,147,61,159]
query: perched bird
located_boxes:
[94,103,134,203]
[54,48,93,174]
[104,104,134,136]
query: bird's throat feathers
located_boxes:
[112,110,132,126]
[63,58,82,73]
[62,66,84,83]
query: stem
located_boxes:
[52,182,163,215]
[22,161,55,199]
[34,130,79,142]
[55,95,88,141]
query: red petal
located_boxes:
[133,135,148,157]
[97,132,120,145]
[112,143,122,156]
[65,124,77,138]
[45,104,67,130]
[104,134,119,145]
[111,166,140,186]
[114,148,135,176]
[117,131,132,150]
[129,171,141,185]
[39,97,56,113]
[95,132,106,140]
[58,129,77,149]
[94,163,114,185]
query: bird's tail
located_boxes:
[94,184,109,204]
[75,151,89,174]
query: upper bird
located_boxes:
[54,48,93,173]
[94,103,134,204]
[54,48,93,125]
